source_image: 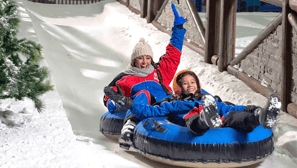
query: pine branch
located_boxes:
[0,0,52,112]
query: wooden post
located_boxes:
[218,0,225,71]
[218,0,237,72]
[205,0,221,64]
[230,13,282,66]
[260,0,282,7]
[153,0,169,21]
[287,103,297,119]
[281,0,292,111]
[185,0,205,45]
[147,0,153,23]
[153,0,163,16]
[288,13,297,33]
[141,0,148,18]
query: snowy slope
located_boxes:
[1,0,297,167]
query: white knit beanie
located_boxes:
[131,38,154,61]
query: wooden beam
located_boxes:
[218,0,237,72]
[153,0,163,16]
[147,0,153,23]
[230,13,282,66]
[287,103,297,119]
[140,0,148,18]
[218,0,225,72]
[183,41,205,57]
[153,0,169,22]
[260,0,282,7]
[227,66,276,99]
[281,0,292,111]
[288,13,297,33]
[205,0,221,64]
[184,0,205,45]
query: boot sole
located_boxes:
[202,95,222,128]
[261,94,281,129]
[119,143,131,150]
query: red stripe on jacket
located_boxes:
[183,105,203,120]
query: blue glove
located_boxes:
[107,85,128,113]
[107,100,128,113]
[107,100,117,113]
[171,0,186,26]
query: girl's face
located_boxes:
[134,55,152,69]
[181,75,197,94]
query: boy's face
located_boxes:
[181,75,197,94]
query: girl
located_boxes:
[104,70,281,150]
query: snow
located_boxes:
[1,0,297,167]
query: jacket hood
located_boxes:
[173,70,201,96]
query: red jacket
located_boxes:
[104,43,181,106]
[104,26,186,106]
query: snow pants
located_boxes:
[186,110,260,135]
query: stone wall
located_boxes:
[239,25,282,93]
[239,24,297,104]
[130,0,141,11]
[157,0,204,47]
[291,27,297,103]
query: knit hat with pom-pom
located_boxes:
[131,38,154,61]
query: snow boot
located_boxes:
[257,94,281,129]
[104,86,134,109]
[118,119,136,150]
[200,94,222,128]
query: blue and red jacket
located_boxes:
[104,27,186,106]
[129,97,246,123]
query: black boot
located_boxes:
[118,119,136,150]
[104,86,134,109]
[257,94,281,129]
[200,94,222,128]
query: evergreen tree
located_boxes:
[0,0,52,112]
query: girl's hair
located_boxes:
[176,71,201,92]
[151,56,181,100]
[176,70,203,100]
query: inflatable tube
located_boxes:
[99,112,126,140]
[133,117,274,168]
[99,89,232,141]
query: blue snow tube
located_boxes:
[100,111,126,140]
[133,116,274,167]
[99,89,230,141]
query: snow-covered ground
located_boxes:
[1,0,297,167]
